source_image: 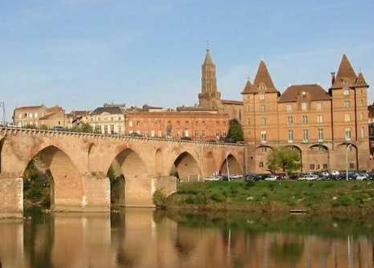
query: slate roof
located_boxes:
[90,106,125,115]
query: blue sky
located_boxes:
[0,0,373,119]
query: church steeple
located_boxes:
[199,45,222,109]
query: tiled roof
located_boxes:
[253,61,278,93]
[279,84,331,102]
[241,80,254,94]
[332,54,357,89]
[221,99,243,105]
[16,105,44,110]
[355,72,369,88]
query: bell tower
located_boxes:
[198,45,222,110]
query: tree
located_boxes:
[226,119,244,143]
[71,123,93,133]
[267,146,301,176]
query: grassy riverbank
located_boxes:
[162,181,374,216]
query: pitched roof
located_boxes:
[90,106,125,115]
[16,105,45,110]
[241,80,254,94]
[253,61,278,93]
[279,84,331,103]
[203,47,214,66]
[355,72,369,88]
[332,54,357,88]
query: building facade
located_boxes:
[13,105,66,128]
[242,55,370,173]
[89,104,126,134]
[125,110,229,141]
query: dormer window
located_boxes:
[259,94,265,100]
[343,89,350,96]
[302,91,306,96]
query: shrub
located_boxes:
[153,190,167,209]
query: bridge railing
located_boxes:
[0,126,244,147]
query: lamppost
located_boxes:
[346,144,352,181]
[0,102,5,126]
[226,152,230,182]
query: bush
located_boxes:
[153,190,167,209]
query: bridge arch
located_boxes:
[23,145,84,211]
[170,151,201,181]
[219,153,242,176]
[285,145,303,172]
[107,148,149,207]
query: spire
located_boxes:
[355,72,369,88]
[203,44,214,66]
[332,54,357,88]
[253,61,277,93]
[241,78,253,94]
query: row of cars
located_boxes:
[245,170,374,181]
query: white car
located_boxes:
[204,176,221,182]
[299,174,318,181]
[330,170,340,176]
[265,175,278,181]
[356,174,368,181]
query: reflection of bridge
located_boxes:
[0,128,244,218]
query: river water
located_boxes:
[0,209,373,268]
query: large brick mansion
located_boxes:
[243,55,370,172]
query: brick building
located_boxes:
[125,109,229,141]
[242,54,370,173]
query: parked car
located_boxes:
[330,170,340,176]
[299,174,318,181]
[264,175,278,181]
[203,176,221,182]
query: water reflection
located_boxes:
[0,210,373,268]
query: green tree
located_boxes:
[226,119,244,143]
[267,146,301,176]
[71,123,93,133]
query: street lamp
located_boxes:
[346,144,352,181]
[226,152,230,182]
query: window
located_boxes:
[30,113,33,118]
[288,130,294,142]
[151,130,155,137]
[361,127,365,138]
[118,126,122,134]
[184,130,189,137]
[287,116,293,125]
[261,147,268,153]
[216,131,220,137]
[301,102,308,111]
[259,162,264,168]
[302,115,308,124]
[260,117,267,126]
[260,131,267,143]
[310,164,315,170]
[110,125,114,134]
[316,102,322,110]
[118,117,121,121]
[195,131,198,137]
[129,120,133,127]
[344,100,350,108]
[317,115,323,123]
[286,105,292,112]
[34,113,38,118]
[136,121,140,126]
[360,112,364,121]
[104,125,108,134]
[303,129,309,142]
[349,163,355,169]
[260,105,266,112]
[343,89,350,96]
[318,128,324,141]
[344,114,351,122]
[158,131,162,137]
[360,99,365,106]
[247,118,251,126]
[345,128,351,141]
[259,94,265,100]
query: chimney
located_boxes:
[330,72,336,85]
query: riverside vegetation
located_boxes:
[154,180,374,217]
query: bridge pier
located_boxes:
[82,173,110,212]
[0,177,23,219]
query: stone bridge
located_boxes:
[0,128,244,218]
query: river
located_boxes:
[0,209,373,268]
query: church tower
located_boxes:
[198,46,222,110]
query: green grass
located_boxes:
[166,181,374,215]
